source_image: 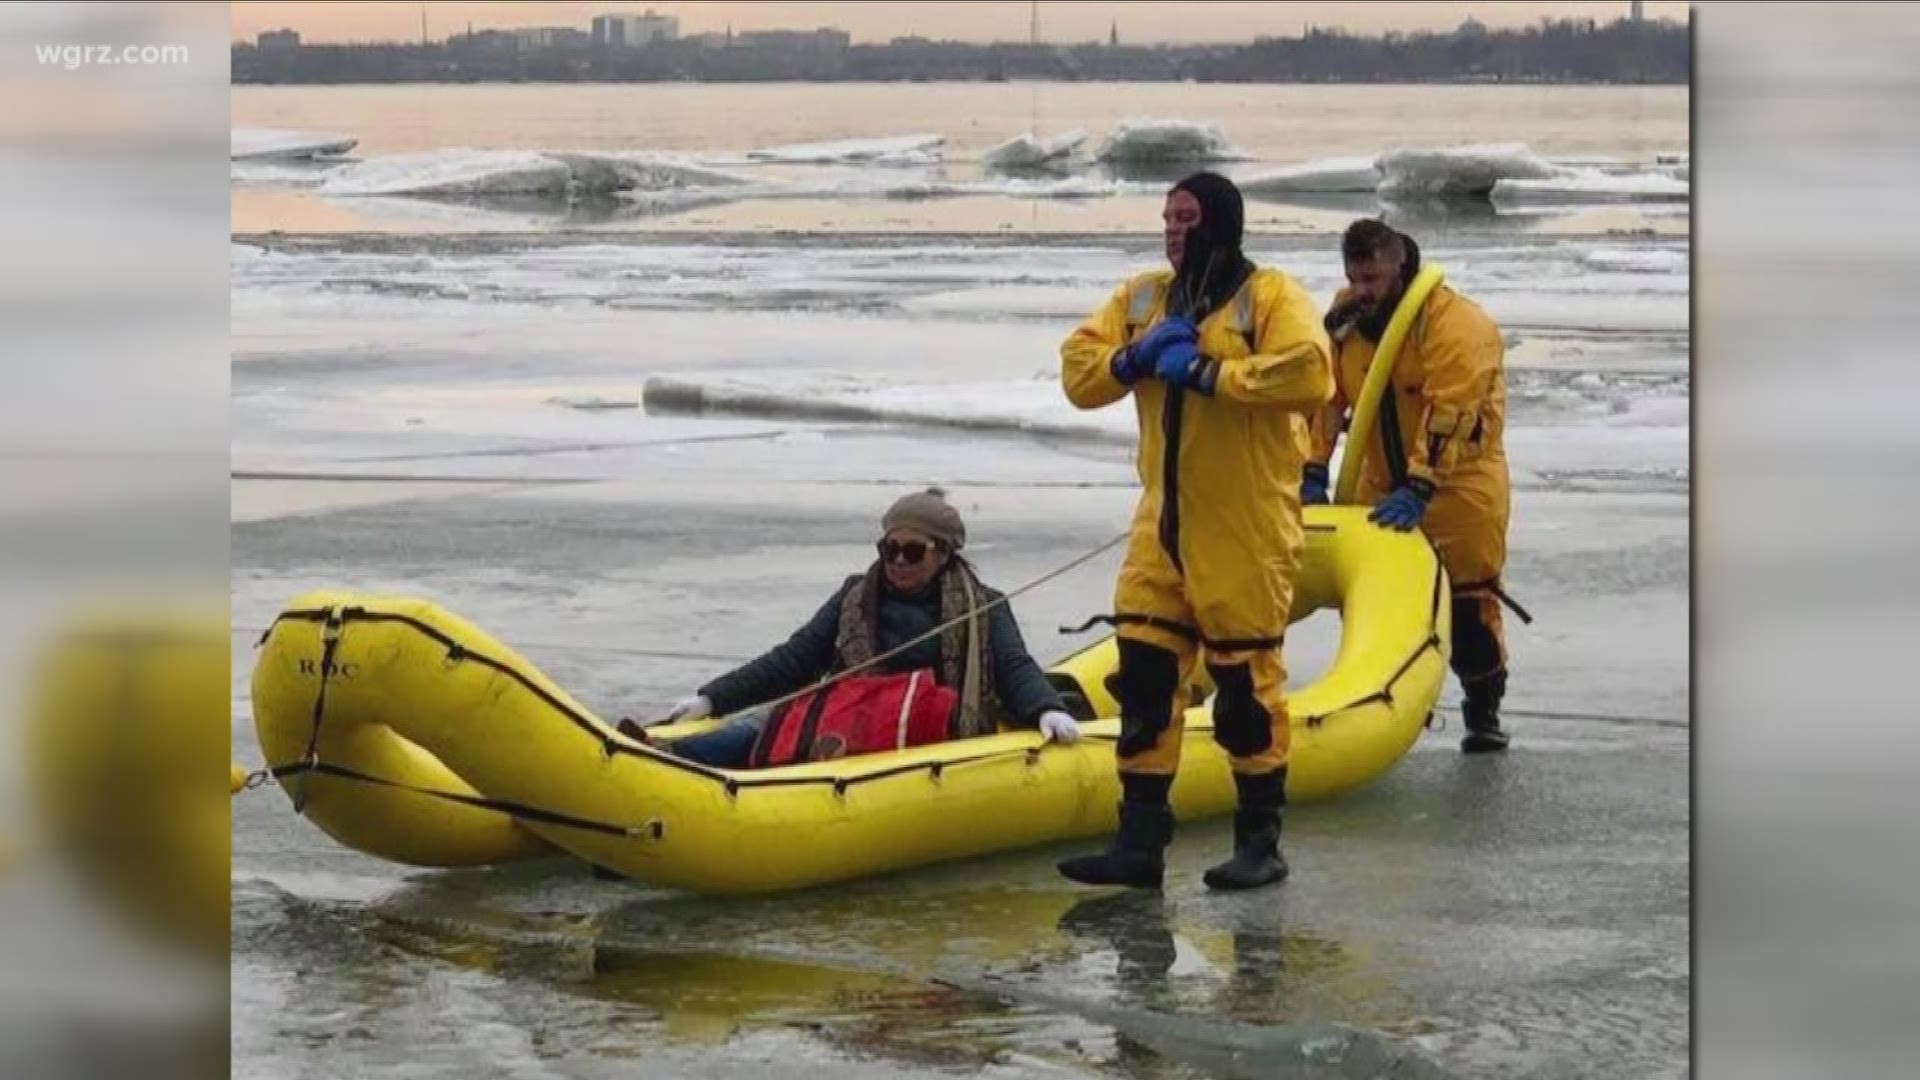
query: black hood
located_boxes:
[1168,171,1255,321]
[1354,231,1423,343]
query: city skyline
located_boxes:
[232,2,1691,46]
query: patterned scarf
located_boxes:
[835,557,1005,739]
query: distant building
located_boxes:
[1631,0,1646,21]
[1458,16,1487,38]
[592,10,679,47]
[686,31,733,49]
[735,28,851,52]
[511,27,590,50]
[449,29,515,55]
[1110,21,1120,47]
[257,28,300,52]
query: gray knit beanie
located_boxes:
[882,487,966,551]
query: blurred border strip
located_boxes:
[1698,3,1920,1078]
[0,4,229,1080]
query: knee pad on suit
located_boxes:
[1450,592,1506,682]
[1110,637,1182,758]
[1207,661,1273,758]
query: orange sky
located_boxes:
[233,2,1692,45]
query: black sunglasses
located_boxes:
[878,539,937,565]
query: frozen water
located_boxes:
[1376,142,1575,200]
[743,134,945,167]
[1493,173,1690,205]
[318,150,751,198]
[231,126,358,161]
[1237,156,1383,195]
[983,130,1088,171]
[1094,118,1246,164]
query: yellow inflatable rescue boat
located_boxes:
[249,505,1447,895]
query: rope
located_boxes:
[679,530,1132,727]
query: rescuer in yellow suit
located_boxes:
[1055,172,1333,891]
[1306,219,1525,754]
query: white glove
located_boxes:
[1037,709,1081,744]
[658,694,712,725]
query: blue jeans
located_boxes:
[667,710,768,769]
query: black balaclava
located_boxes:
[1168,171,1256,322]
[1354,230,1424,343]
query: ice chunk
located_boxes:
[716,174,1149,203]
[1094,119,1244,164]
[1550,154,1627,169]
[318,150,753,199]
[1580,248,1691,274]
[230,160,338,187]
[744,134,945,167]
[1492,172,1691,205]
[1376,143,1574,200]
[546,152,751,192]
[319,150,575,197]
[1236,156,1382,195]
[231,127,358,161]
[982,130,1087,171]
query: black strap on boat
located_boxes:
[270,759,648,839]
[290,606,344,815]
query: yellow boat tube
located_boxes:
[1334,262,1446,505]
[250,505,1447,895]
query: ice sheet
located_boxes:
[318,150,751,198]
[231,127,358,161]
[743,134,945,167]
[1236,156,1382,195]
[1492,173,1691,205]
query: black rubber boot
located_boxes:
[1460,670,1510,754]
[1058,775,1175,889]
[1203,770,1289,892]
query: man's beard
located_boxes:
[1354,289,1403,342]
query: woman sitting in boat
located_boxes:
[627,488,1082,769]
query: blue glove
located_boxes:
[1154,337,1200,383]
[1300,462,1330,506]
[1153,338,1222,395]
[1369,482,1433,531]
[1133,316,1198,366]
[1109,342,1153,385]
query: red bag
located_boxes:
[748,669,957,768]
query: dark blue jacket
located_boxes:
[700,572,1065,726]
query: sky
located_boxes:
[232,2,1693,46]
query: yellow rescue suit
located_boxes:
[1063,268,1332,778]
[1312,282,1513,684]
